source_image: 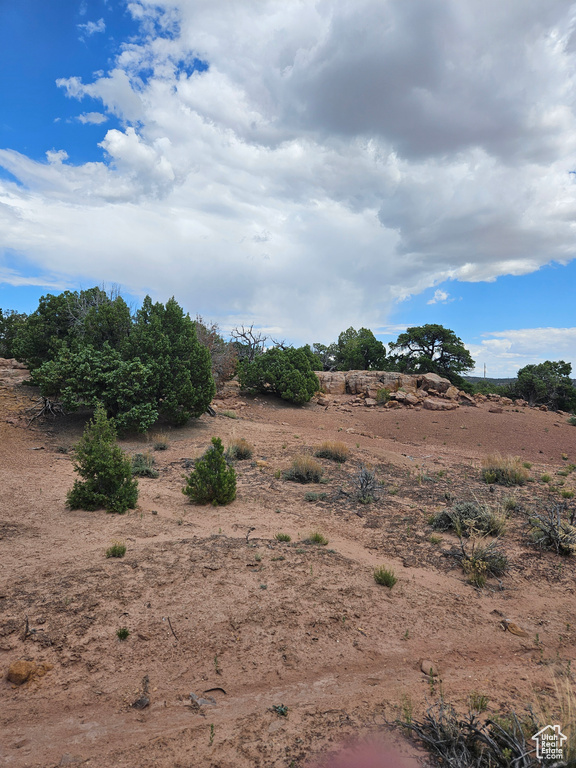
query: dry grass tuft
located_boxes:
[284,455,323,483]
[314,440,349,463]
[481,453,529,486]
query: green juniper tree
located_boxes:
[67,403,138,514]
[183,437,236,505]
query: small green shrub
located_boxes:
[568,416,576,426]
[106,542,126,558]
[314,440,349,463]
[56,445,69,454]
[116,627,130,641]
[540,473,552,483]
[453,540,509,588]
[305,491,328,502]
[226,438,253,460]
[561,488,575,499]
[131,451,159,478]
[153,433,170,451]
[182,437,237,505]
[67,403,138,514]
[374,566,397,587]
[468,691,489,713]
[376,387,391,404]
[305,532,328,545]
[431,501,506,537]
[529,503,576,555]
[481,454,529,486]
[221,410,238,419]
[283,455,323,483]
[502,496,520,512]
[275,532,291,542]
[356,465,378,503]
[522,461,532,469]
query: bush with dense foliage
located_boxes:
[512,360,576,412]
[432,501,506,537]
[0,309,28,358]
[28,292,215,433]
[238,347,319,404]
[183,437,236,505]
[67,404,138,514]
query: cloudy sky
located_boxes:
[1,0,576,376]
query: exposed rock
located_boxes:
[364,398,377,407]
[489,407,503,414]
[459,392,477,406]
[420,373,451,394]
[445,385,460,400]
[345,371,384,395]
[515,399,528,407]
[420,659,440,677]
[315,371,346,395]
[500,397,514,406]
[539,405,548,411]
[423,398,459,411]
[7,659,36,685]
[316,396,330,406]
[0,358,27,369]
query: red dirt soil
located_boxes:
[1,381,575,767]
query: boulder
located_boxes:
[423,397,459,411]
[515,399,528,407]
[364,398,377,407]
[420,373,451,394]
[7,660,36,685]
[459,392,477,406]
[315,371,346,395]
[444,385,460,400]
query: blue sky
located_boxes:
[1,1,576,376]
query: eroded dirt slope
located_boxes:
[1,383,575,767]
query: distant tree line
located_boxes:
[1,288,574,412]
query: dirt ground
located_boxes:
[1,378,576,768]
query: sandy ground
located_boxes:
[1,379,576,767]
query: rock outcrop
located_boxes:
[0,358,29,387]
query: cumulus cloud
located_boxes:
[427,289,452,305]
[468,328,576,377]
[77,18,106,37]
[2,0,576,357]
[77,112,108,125]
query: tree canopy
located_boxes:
[388,324,474,389]
[19,289,215,433]
[513,360,576,412]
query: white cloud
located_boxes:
[468,328,576,377]
[1,1,576,347]
[427,289,451,305]
[77,112,108,125]
[45,149,69,164]
[77,18,106,37]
